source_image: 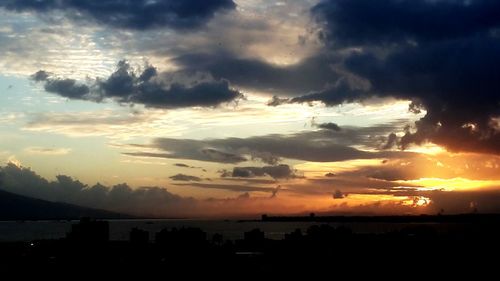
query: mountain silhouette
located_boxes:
[0,189,130,220]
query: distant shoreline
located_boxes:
[255,213,500,223]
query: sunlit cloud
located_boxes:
[396,178,500,192]
[403,143,447,156]
[296,159,386,177]
[5,155,21,167]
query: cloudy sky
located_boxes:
[1,0,499,218]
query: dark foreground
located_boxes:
[1,216,499,276]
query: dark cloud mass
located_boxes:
[290,0,500,154]
[31,70,93,101]
[31,70,50,82]
[31,61,243,108]
[175,53,340,95]
[312,0,500,46]
[1,0,236,30]
[318,122,341,131]
[169,174,202,182]
[289,78,368,105]
[231,165,296,180]
[44,79,91,100]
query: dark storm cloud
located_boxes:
[344,37,500,155]
[231,165,297,180]
[124,123,414,164]
[169,174,202,182]
[31,61,243,109]
[175,52,340,95]
[312,0,500,46]
[1,0,236,30]
[289,0,500,154]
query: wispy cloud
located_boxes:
[24,146,71,156]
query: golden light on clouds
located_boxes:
[397,178,500,192]
[401,196,431,207]
[340,194,428,206]
[404,143,447,155]
[296,159,385,177]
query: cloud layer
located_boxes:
[1,0,235,30]
[124,124,412,165]
[2,163,500,216]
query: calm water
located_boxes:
[0,219,469,242]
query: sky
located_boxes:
[0,0,499,218]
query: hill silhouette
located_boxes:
[0,189,130,220]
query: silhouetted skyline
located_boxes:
[1,217,499,274]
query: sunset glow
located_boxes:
[397,178,500,192]
[1,0,500,218]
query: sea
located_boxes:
[0,219,471,242]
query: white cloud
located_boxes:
[6,155,21,167]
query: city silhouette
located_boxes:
[1,215,499,274]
